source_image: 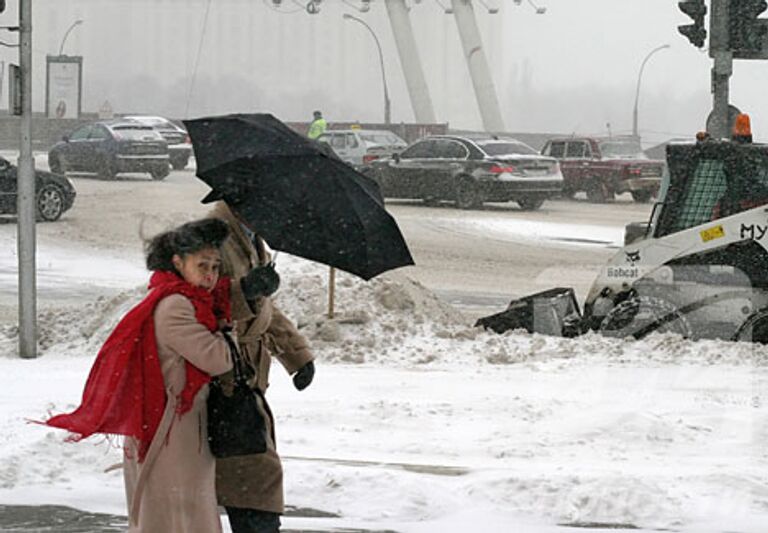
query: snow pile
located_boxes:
[0,288,143,358]
[1,257,767,532]
[2,256,768,369]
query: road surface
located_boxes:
[0,164,655,322]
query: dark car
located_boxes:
[0,156,76,221]
[361,135,563,210]
[122,115,193,170]
[48,120,170,180]
[540,136,664,203]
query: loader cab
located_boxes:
[652,141,768,238]
[581,139,768,341]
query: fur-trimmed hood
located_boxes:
[207,201,270,267]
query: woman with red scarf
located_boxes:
[45,218,235,532]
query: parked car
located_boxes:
[317,129,407,167]
[122,115,193,170]
[48,120,170,180]
[540,136,664,203]
[0,156,76,221]
[361,135,563,210]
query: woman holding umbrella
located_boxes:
[44,218,235,532]
[208,199,316,533]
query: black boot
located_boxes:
[225,506,281,533]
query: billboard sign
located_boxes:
[46,55,82,119]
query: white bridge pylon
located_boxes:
[326,0,505,130]
[385,0,504,131]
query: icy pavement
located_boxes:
[0,504,394,533]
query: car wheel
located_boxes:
[586,180,612,203]
[48,155,65,175]
[517,195,546,211]
[733,310,768,344]
[455,178,482,210]
[99,156,117,180]
[560,188,576,200]
[171,158,187,171]
[150,165,170,181]
[36,184,65,222]
[631,190,653,203]
[599,296,691,340]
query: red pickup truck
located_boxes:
[540,136,664,203]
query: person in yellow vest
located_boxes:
[307,110,327,140]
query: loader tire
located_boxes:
[599,296,691,340]
[733,310,768,344]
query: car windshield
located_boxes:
[111,126,162,141]
[599,140,647,159]
[360,132,405,146]
[478,141,537,156]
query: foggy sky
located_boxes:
[12,0,768,145]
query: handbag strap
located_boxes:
[221,331,247,383]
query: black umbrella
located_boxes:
[184,113,414,281]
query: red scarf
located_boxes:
[44,270,231,462]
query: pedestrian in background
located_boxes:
[45,218,235,533]
[307,110,327,140]
[208,199,316,533]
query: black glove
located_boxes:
[293,361,315,391]
[240,263,280,300]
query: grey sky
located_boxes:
[16,0,768,144]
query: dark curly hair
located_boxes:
[145,218,230,272]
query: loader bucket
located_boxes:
[475,287,582,337]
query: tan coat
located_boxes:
[123,293,233,533]
[210,202,314,513]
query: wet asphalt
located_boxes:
[0,504,398,533]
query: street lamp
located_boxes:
[58,19,83,56]
[632,43,670,139]
[343,13,391,124]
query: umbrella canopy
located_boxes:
[184,113,414,281]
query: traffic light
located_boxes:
[678,0,708,48]
[728,0,768,53]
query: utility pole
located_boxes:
[18,0,36,358]
[709,0,733,139]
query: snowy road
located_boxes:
[0,164,653,321]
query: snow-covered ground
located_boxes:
[1,222,767,532]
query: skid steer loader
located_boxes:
[477,138,768,343]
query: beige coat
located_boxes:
[123,293,233,533]
[210,202,314,513]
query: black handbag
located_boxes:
[207,333,267,458]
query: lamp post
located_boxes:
[58,19,83,56]
[632,43,670,139]
[343,13,391,124]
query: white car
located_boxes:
[317,129,407,167]
[123,115,193,170]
